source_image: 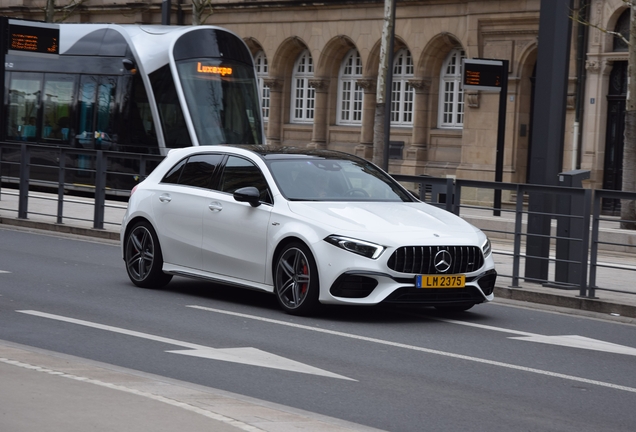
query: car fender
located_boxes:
[264,214,330,286]
[120,190,159,258]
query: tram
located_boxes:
[0,18,264,193]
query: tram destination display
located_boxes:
[7,20,59,56]
[462,59,504,92]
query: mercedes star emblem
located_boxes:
[434,250,452,273]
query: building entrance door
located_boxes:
[603,61,627,215]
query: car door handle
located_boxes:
[159,194,172,203]
[208,202,223,212]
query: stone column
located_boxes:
[355,78,376,159]
[406,79,431,161]
[263,78,284,147]
[307,78,330,149]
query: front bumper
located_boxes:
[314,246,496,307]
[325,268,496,306]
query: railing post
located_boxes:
[93,150,105,229]
[510,184,524,288]
[139,155,147,178]
[0,146,3,200]
[588,190,601,298]
[578,189,592,298]
[18,144,29,219]
[57,148,66,224]
[452,180,461,215]
[445,178,454,213]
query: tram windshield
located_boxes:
[176,58,263,146]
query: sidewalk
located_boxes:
[0,340,380,432]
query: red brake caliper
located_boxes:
[301,262,308,295]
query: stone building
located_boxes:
[0,0,631,196]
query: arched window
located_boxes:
[391,49,414,126]
[291,50,315,123]
[613,9,630,52]
[438,48,466,129]
[254,51,270,121]
[337,49,363,125]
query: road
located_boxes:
[1,226,636,431]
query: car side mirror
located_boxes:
[233,186,261,207]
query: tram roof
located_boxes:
[56,23,239,74]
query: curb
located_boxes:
[0,217,120,241]
[494,286,636,319]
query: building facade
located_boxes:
[0,0,631,192]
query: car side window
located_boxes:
[161,158,187,184]
[161,154,223,188]
[219,156,272,204]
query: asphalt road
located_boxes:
[1,226,636,431]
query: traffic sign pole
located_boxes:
[462,58,508,216]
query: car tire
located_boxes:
[124,220,172,288]
[274,242,320,315]
[434,303,475,313]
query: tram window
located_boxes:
[176,59,263,146]
[96,77,117,147]
[42,74,75,144]
[149,65,192,149]
[119,73,159,153]
[77,75,118,150]
[77,76,97,147]
[6,73,42,142]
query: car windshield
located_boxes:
[176,59,263,146]
[267,158,414,202]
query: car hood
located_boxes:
[286,201,483,243]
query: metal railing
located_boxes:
[2,142,636,300]
[394,174,636,300]
[0,142,163,229]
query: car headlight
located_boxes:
[482,237,492,258]
[324,235,386,259]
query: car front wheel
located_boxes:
[124,221,172,288]
[274,242,320,315]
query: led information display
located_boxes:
[8,20,59,56]
[197,62,233,76]
[463,59,504,91]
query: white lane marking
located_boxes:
[187,305,636,394]
[507,335,636,356]
[432,318,535,336]
[436,318,636,357]
[17,310,353,381]
[0,270,11,273]
[0,357,262,432]
[166,347,354,380]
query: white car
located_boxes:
[121,146,496,315]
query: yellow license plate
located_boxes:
[416,274,465,288]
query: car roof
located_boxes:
[165,145,369,166]
[229,145,365,162]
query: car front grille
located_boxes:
[387,245,484,275]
